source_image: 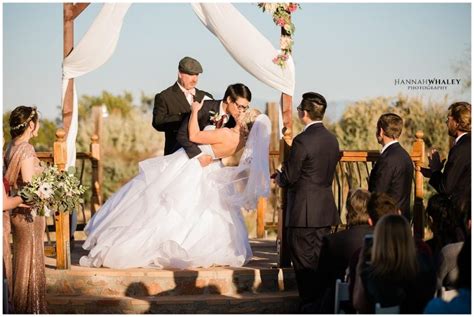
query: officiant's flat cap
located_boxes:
[179,56,203,75]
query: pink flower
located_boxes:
[276,18,286,26]
[288,4,298,13]
[272,57,279,64]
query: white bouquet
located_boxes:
[18,164,87,217]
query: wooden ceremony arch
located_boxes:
[56,2,294,269]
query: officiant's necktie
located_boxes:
[216,114,228,129]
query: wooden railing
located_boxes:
[37,129,101,269]
[257,131,426,267]
[40,127,424,270]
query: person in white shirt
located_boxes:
[152,56,213,158]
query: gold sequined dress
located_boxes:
[4,142,47,314]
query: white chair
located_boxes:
[375,302,400,314]
[334,279,350,314]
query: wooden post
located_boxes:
[90,134,102,216]
[53,129,71,269]
[411,131,425,239]
[277,11,294,267]
[257,197,267,238]
[278,93,293,268]
[63,3,89,136]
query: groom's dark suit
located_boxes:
[278,122,340,304]
[368,142,413,220]
[152,82,213,155]
[176,100,235,159]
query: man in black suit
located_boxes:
[368,113,413,220]
[152,56,213,160]
[313,188,373,313]
[273,92,340,306]
[176,83,251,160]
[425,102,471,213]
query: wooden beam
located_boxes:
[63,3,90,136]
[412,131,425,239]
[278,93,293,268]
[53,128,71,269]
[72,3,90,20]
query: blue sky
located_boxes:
[3,3,471,121]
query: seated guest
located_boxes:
[347,193,399,298]
[310,188,372,313]
[352,214,436,314]
[425,236,471,314]
[425,194,466,258]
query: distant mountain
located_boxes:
[251,97,354,123]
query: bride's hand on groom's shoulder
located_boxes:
[191,100,204,113]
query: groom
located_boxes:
[176,83,250,166]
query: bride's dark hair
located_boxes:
[223,83,252,103]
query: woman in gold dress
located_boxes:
[4,106,47,313]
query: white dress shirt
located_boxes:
[177,81,196,105]
[380,140,398,154]
[303,120,322,132]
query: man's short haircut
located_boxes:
[346,188,371,226]
[377,113,404,139]
[367,192,399,225]
[300,92,327,121]
[448,102,471,132]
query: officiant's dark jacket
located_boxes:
[429,133,471,209]
[176,99,235,159]
[279,122,341,228]
[368,142,413,219]
[152,82,213,155]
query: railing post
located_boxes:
[411,131,425,239]
[256,197,267,238]
[90,134,102,216]
[53,128,71,269]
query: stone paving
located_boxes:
[45,238,300,313]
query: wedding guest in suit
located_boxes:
[176,83,247,161]
[368,113,413,220]
[4,106,47,313]
[313,188,372,313]
[424,102,471,214]
[152,56,213,158]
[273,92,340,307]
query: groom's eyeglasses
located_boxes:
[297,104,305,112]
[234,101,249,111]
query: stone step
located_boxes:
[46,266,297,297]
[46,291,300,314]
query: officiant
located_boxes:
[152,56,213,158]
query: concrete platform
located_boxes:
[45,239,300,313]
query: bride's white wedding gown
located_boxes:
[80,117,271,269]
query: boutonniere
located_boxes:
[209,110,222,126]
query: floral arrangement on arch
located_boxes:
[18,164,87,217]
[258,3,300,68]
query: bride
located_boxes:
[80,86,271,269]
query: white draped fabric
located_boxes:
[192,3,295,97]
[62,3,131,167]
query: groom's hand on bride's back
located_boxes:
[198,154,213,167]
